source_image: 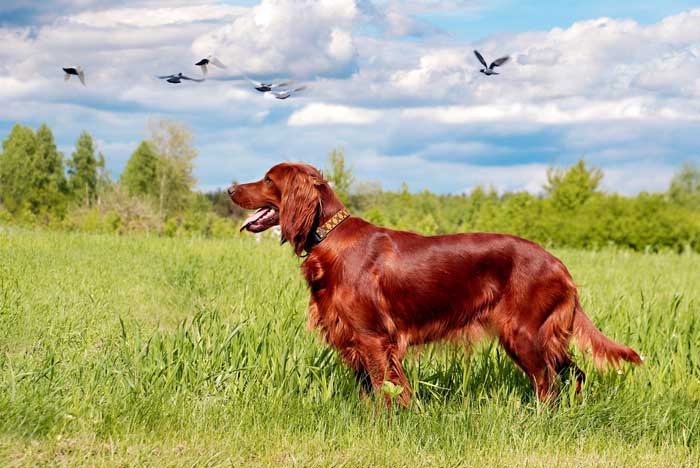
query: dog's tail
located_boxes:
[573,296,642,368]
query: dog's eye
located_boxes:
[265,176,272,184]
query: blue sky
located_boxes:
[422,1,700,40]
[1,0,699,194]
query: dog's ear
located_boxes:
[279,168,322,255]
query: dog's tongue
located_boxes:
[240,208,269,231]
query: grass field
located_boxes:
[1,228,699,467]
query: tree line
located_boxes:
[1,122,700,252]
[341,158,700,252]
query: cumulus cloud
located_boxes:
[288,103,383,126]
[350,151,551,194]
[402,98,700,125]
[66,4,246,28]
[0,0,219,25]
[192,0,363,79]
[517,47,560,66]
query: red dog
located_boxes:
[229,162,641,406]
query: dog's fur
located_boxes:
[230,162,641,406]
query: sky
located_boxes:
[1,0,699,195]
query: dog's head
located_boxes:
[229,162,342,255]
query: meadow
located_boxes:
[0,228,699,467]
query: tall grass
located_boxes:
[0,228,699,466]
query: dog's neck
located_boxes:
[317,183,345,226]
[305,183,348,252]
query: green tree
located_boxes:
[205,186,246,219]
[416,213,439,235]
[364,206,385,226]
[67,131,98,206]
[0,124,37,214]
[30,124,69,216]
[350,179,382,212]
[544,159,603,211]
[120,141,158,199]
[148,119,197,218]
[668,162,700,211]
[95,151,113,205]
[325,147,354,205]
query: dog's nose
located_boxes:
[227,185,236,197]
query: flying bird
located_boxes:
[473,50,509,76]
[195,55,226,75]
[157,73,205,84]
[245,77,292,93]
[63,66,85,86]
[271,85,307,100]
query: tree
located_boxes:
[668,162,700,211]
[325,147,354,205]
[544,159,603,211]
[67,131,98,206]
[148,119,197,218]
[120,141,158,199]
[350,179,382,211]
[0,124,37,214]
[205,186,247,219]
[29,124,69,216]
[95,151,113,205]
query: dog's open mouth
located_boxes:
[240,207,280,233]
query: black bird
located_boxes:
[271,85,307,100]
[474,50,509,76]
[157,73,205,84]
[195,55,226,75]
[63,66,85,86]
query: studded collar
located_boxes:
[306,209,350,251]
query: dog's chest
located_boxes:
[302,256,355,348]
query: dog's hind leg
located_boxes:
[497,328,553,401]
[555,358,586,394]
[494,295,577,402]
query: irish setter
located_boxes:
[229,162,641,406]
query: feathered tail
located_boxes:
[573,297,642,368]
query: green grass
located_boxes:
[1,227,699,467]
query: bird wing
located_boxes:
[157,74,174,79]
[195,59,208,66]
[78,69,86,86]
[209,57,227,69]
[64,73,71,82]
[490,56,510,69]
[292,85,307,93]
[243,75,261,86]
[181,75,205,82]
[272,81,291,88]
[474,50,488,67]
[199,63,208,76]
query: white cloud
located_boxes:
[391,49,471,94]
[517,47,561,66]
[402,98,700,125]
[601,163,679,195]
[192,0,362,79]
[350,150,550,194]
[65,4,247,28]
[288,103,383,126]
